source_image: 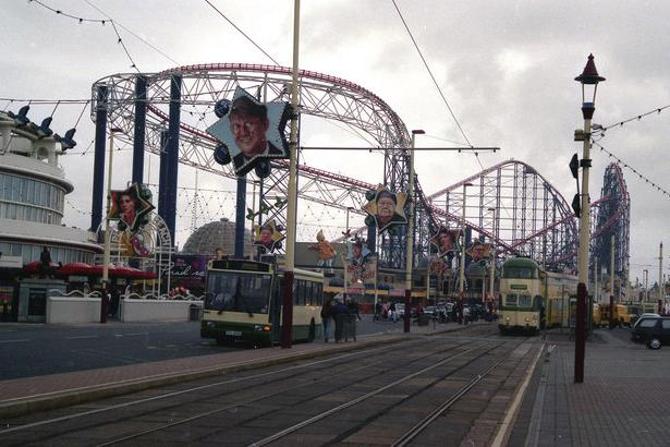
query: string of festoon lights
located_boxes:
[28,0,140,71]
[591,139,670,199]
[596,104,670,134]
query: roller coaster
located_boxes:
[86,63,629,285]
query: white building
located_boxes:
[0,109,101,266]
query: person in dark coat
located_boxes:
[321,298,333,342]
[345,297,361,342]
[332,294,348,343]
[39,246,52,278]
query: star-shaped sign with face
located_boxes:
[254,219,285,253]
[206,86,290,177]
[362,185,408,233]
[108,183,155,234]
[430,226,461,258]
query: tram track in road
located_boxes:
[0,333,495,446]
[249,339,540,446]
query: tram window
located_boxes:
[519,295,532,307]
[503,267,536,279]
[506,294,517,306]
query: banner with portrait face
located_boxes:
[108,183,155,233]
[108,183,155,257]
[467,242,492,261]
[430,227,461,258]
[254,219,285,253]
[206,86,290,177]
[362,185,408,233]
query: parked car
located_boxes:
[631,316,670,349]
[632,313,660,328]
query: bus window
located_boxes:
[506,294,518,306]
[519,295,532,308]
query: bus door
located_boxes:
[270,277,282,343]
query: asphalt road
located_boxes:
[0,315,439,380]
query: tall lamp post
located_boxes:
[101,127,123,324]
[488,207,497,303]
[574,54,605,383]
[281,0,301,349]
[404,129,424,333]
[459,182,473,323]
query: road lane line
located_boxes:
[65,335,98,340]
[0,339,30,344]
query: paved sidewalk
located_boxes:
[0,319,488,418]
[512,328,670,447]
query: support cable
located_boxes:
[391,0,473,148]
[203,0,281,66]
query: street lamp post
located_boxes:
[488,207,497,304]
[281,0,301,349]
[644,269,649,302]
[459,182,473,324]
[101,127,123,324]
[574,54,605,383]
[404,129,424,333]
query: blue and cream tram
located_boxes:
[201,259,323,346]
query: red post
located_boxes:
[658,299,663,315]
[574,282,587,383]
[609,295,614,329]
[281,270,294,348]
[99,288,108,324]
[403,289,411,333]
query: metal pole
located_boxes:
[574,110,592,384]
[610,235,615,304]
[659,242,663,302]
[91,85,108,232]
[101,129,118,323]
[459,184,470,294]
[281,0,300,349]
[489,208,496,303]
[594,257,599,303]
[404,130,422,333]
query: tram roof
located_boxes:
[502,257,539,269]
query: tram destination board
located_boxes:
[210,259,272,272]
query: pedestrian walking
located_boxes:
[321,297,333,342]
[332,294,348,343]
[345,296,361,342]
[374,301,382,321]
[389,302,397,322]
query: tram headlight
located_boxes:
[254,325,272,332]
[505,317,510,322]
[524,317,530,322]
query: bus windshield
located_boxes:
[206,271,272,314]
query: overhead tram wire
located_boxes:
[28,0,142,71]
[203,0,281,66]
[391,0,473,149]
[82,0,180,66]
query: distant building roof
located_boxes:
[181,218,254,257]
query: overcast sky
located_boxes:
[2,1,669,286]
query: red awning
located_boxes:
[57,262,97,276]
[23,261,59,274]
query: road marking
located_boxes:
[0,339,29,344]
[490,342,545,447]
[123,332,149,337]
[66,335,98,340]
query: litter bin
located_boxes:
[189,304,201,321]
[418,314,430,326]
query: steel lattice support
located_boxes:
[91,63,433,267]
[591,163,630,292]
[428,160,579,272]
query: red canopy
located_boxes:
[57,262,98,276]
[23,261,59,274]
[54,263,157,280]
